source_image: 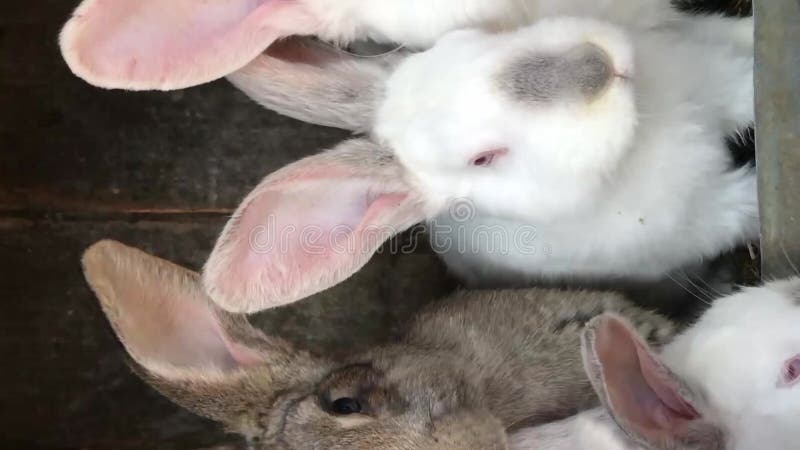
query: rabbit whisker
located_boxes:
[667,272,712,306]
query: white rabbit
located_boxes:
[509,278,800,450]
[58,0,682,91]
[196,16,756,313]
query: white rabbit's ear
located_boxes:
[581,315,722,448]
[227,37,405,131]
[59,0,320,90]
[203,139,428,313]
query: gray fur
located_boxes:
[82,241,674,449]
[226,37,408,132]
[498,43,615,102]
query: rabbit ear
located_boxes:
[59,0,319,90]
[203,139,428,314]
[226,37,406,131]
[82,240,323,422]
[581,315,721,448]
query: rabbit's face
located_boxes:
[276,360,507,449]
[658,278,800,448]
[82,241,507,450]
[375,18,636,221]
[581,279,800,450]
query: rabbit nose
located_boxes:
[563,42,616,101]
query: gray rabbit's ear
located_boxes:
[227,37,409,131]
[581,314,723,449]
[82,240,324,423]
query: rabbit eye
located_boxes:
[331,397,363,415]
[782,354,800,387]
[469,148,508,167]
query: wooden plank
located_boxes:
[754,0,800,278]
[0,0,348,214]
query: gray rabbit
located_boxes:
[82,240,674,449]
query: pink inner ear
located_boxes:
[82,241,267,377]
[204,164,425,314]
[118,275,268,372]
[595,317,699,439]
[60,0,319,90]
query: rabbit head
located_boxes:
[655,278,800,449]
[551,279,800,450]
[82,240,507,449]
[374,19,636,223]
[200,18,636,313]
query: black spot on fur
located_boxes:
[726,126,755,169]
[673,0,752,17]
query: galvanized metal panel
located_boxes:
[755,0,800,278]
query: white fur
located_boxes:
[660,279,800,449]
[306,0,681,48]
[509,407,644,449]
[60,0,682,90]
[373,16,757,285]
[509,279,800,449]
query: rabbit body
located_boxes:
[81,240,674,449]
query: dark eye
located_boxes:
[469,148,508,167]
[331,397,362,415]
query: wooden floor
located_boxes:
[0,0,755,448]
[0,1,455,448]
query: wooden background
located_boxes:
[0,1,456,448]
[0,1,752,448]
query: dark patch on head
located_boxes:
[568,44,616,99]
[499,43,614,103]
[726,126,755,169]
[502,54,565,102]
